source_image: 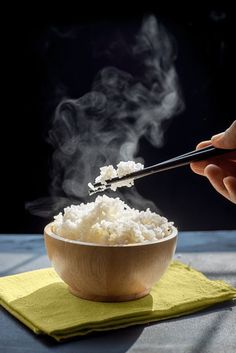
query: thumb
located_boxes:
[211,120,236,149]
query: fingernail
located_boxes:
[211,132,224,141]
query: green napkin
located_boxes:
[0,261,235,341]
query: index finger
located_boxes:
[196,140,212,150]
[190,140,212,175]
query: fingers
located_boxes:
[211,120,236,149]
[195,140,212,150]
[204,164,236,203]
[223,176,236,204]
[190,162,205,175]
[204,164,229,200]
[190,154,236,176]
[190,136,236,176]
[190,140,212,175]
[190,121,236,203]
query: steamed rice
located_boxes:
[52,195,176,245]
[89,161,144,192]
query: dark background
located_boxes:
[1,6,235,234]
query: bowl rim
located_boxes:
[44,223,178,248]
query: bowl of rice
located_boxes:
[44,195,177,302]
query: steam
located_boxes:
[27,15,184,217]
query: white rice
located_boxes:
[89,161,144,192]
[52,195,176,245]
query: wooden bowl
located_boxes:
[44,223,177,302]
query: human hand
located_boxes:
[190,120,236,203]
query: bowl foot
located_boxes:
[68,286,150,302]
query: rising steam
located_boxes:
[27,15,184,217]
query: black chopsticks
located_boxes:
[89,145,236,194]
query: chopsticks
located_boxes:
[89,145,236,194]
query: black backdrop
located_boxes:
[1,6,235,233]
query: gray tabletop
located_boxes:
[0,231,236,353]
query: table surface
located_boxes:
[0,231,236,353]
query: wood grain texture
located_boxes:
[44,224,177,302]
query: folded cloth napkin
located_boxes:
[0,261,235,341]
